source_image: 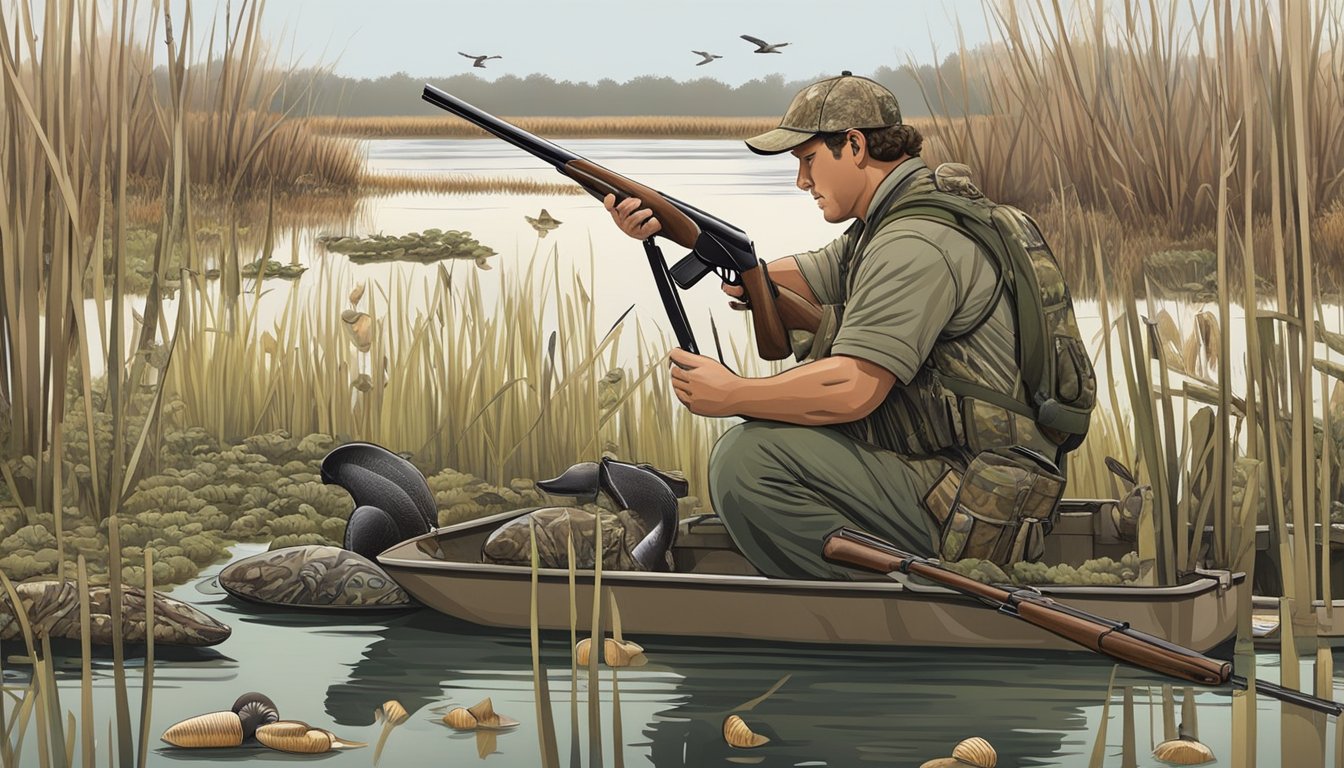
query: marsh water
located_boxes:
[31,138,1344,766]
[7,545,1343,767]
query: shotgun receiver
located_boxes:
[823,527,1344,716]
[421,84,821,361]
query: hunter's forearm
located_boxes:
[728,356,887,425]
[766,257,820,306]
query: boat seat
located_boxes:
[673,515,762,576]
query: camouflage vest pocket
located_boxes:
[938,446,1066,566]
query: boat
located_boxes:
[377,502,1245,652]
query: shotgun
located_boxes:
[421,84,821,361]
[823,526,1343,716]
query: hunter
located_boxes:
[604,72,1084,579]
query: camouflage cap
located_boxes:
[745,71,902,156]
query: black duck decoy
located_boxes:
[321,442,438,560]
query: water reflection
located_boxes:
[321,607,1185,767]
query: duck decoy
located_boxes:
[321,442,438,560]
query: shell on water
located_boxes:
[722,715,769,749]
[1153,737,1215,765]
[467,697,519,730]
[378,699,409,726]
[575,637,646,668]
[255,721,365,754]
[952,737,997,768]
[443,708,478,730]
[161,711,244,748]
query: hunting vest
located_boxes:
[798,163,1071,466]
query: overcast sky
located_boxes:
[206,0,997,84]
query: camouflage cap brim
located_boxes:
[744,126,817,156]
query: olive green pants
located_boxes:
[708,421,951,580]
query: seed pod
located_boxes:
[722,715,769,749]
[349,283,366,306]
[1153,737,1215,765]
[161,711,244,748]
[952,737,997,768]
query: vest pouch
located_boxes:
[938,446,1066,567]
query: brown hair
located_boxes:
[822,124,922,162]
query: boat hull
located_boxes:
[378,509,1244,652]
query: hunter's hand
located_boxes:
[668,348,740,418]
[721,282,749,311]
[604,193,662,240]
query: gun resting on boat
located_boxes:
[824,527,1344,717]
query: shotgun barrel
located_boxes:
[421,84,820,360]
[822,526,1344,716]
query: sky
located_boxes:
[193,0,999,84]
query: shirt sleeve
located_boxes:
[786,232,849,306]
[829,228,959,385]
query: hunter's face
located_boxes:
[792,135,864,223]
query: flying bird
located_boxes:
[740,35,789,53]
[524,209,563,237]
[459,52,502,68]
[692,50,723,66]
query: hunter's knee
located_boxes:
[708,422,796,505]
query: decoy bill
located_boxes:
[740,35,789,53]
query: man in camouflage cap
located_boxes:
[604,72,1035,579]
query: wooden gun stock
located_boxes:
[566,160,818,361]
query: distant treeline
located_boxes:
[264,59,988,117]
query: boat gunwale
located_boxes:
[378,508,1246,601]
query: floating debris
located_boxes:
[240,259,307,280]
[524,209,562,237]
[233,692,280,740]
[722,715,769,749]
[920,737,997,768]
[218,545,412,609]
[373,699,410,765]
[161,711,244,748]
[441,698,519,731]
[318,228,496,267]
[575,637,647,668]
[255,721,365,754]
[1153,731,1215,765]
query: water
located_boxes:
[12,553,1344,766]
[32,138,1344,765]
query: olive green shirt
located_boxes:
[789,157,1023,453]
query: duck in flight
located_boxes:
[740,35,789,53]
[692,50,723,66]
[459,52,502,68]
